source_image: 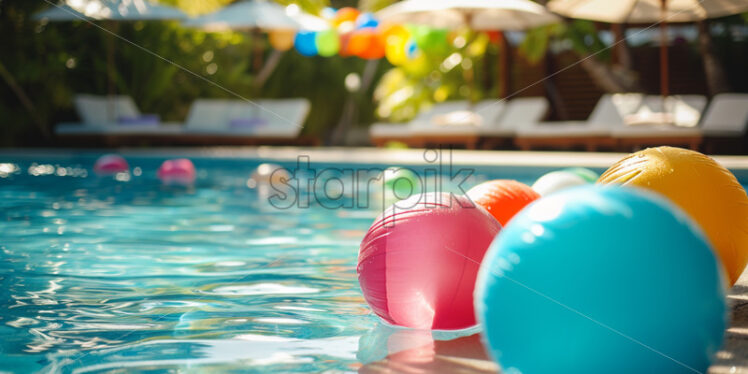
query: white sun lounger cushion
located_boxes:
[516,93,644,138]
[701,93,748,137]
[74,94,140,127]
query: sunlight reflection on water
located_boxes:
[0,154,580,373]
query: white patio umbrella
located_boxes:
[547,0,748,97]
[285,5,329,32]
[376,0,559,98]
[34,0,187,120]
[34,0,187,21]
[182,0,302,32]
[377,0,559,31]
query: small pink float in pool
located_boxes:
[158,158,196,185]
[94,154,129,175]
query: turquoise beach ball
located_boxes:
[475,185,727,374]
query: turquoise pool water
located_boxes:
[0,152,735,373]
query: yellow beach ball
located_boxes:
[598,146,748,285]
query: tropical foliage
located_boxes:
[0,0,378,146]
[0,0,746,147]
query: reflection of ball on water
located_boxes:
[475,186,727,374]
[382,167,420,200]
[358,193,500,330]
[599,146,748,285]
[466,180,539,226]
[157,159,196,185]
[368,167,421,209]
[94,154,129,175]
[531,170,588,196]
[356,322,481,365]
[248,163,290,188]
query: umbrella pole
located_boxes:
[253,28,264,75]
[659,0,669,98]
[497,31,509,99]
[255,49,283,91]
[106,21,117,121]
[329,59,380,145]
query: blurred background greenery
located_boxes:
[0,0,746,147]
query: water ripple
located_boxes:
[0,157,383,373]
[0,155,516,373]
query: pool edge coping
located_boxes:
[2,147,748,169]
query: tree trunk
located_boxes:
[0,60,48,137]
[558,18,642,93]
[697,20,729,95]
[611,23,634,71]
[579,56,642,93]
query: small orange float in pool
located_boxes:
[598,146,748,285]
[466,180,540,226]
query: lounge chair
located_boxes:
[610,93,748,152]
[698,93,748,136]
[699,93,748,153]
[369,101,471,147]
[613,95,707,150]
[514,93,644,151]
[409,100,506,149]
[55,94,182,140]
[177,98,315,145]
[479,97,549,149]
[369,98,543,149]
[369,122,415,148]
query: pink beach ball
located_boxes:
[93,154,129,175]
[358,193,501,330]
[157,158,196,185]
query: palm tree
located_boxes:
[697,19,729,95]
[527,0,642,93]
[519,18,644,94]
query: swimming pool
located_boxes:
[0,149,746,373]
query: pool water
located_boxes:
[0,152,733,373]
